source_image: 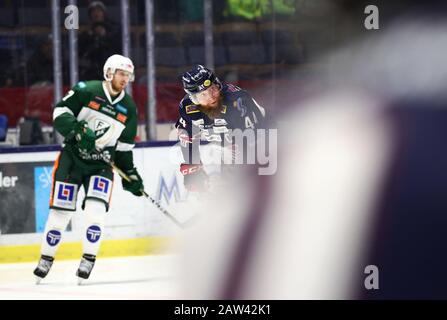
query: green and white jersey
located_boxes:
[53,80,138,170]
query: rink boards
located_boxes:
[0,141,210,263]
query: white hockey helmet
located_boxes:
[103,54,135,82]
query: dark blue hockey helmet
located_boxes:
[181,64,221,95]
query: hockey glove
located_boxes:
[180,163,208,192]
[74,120,96,153]
[122,167,144,197]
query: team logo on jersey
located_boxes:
[116,104,127,114]
[235,98,247,117]
[87,176,112,203]
[46,230,61,246]
[221,105,227,114]
[213,126,229,134]
[192,119,204,125]
[88,101,100,110]
[95,96,106,102]
[192,119,204,130]
[186,105,200,114]
[117,113,127,123]
[86,225,101,243]
[53,182,78,210]
[94,119,111,138]
[101,104,117,116]
[214,119,227,126]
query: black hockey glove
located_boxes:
[122,167,144,197]
[74,120,96,153]
[180,163,208,192]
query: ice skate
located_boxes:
[33,255,54,284]
[76,254,96,285]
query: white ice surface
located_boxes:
[0,255,180,300]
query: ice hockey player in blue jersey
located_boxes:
[175,64,267,192]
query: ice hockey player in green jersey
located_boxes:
[33,54,144,284]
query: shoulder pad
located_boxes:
[75,80,102,92]
[179,95,193,108]
[224,83,243,93]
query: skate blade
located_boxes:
[77,277,84,285]
[35,276,43,285]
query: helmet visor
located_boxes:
[107,68,135,82]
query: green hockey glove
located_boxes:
[74,120,96,153]
[122,167,144,197]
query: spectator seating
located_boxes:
[186,45,227,67]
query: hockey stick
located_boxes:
[97,154,186,229]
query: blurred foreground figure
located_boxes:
[177,14,447,299]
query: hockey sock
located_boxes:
[82,199,107,257]
[41,209,74,258]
